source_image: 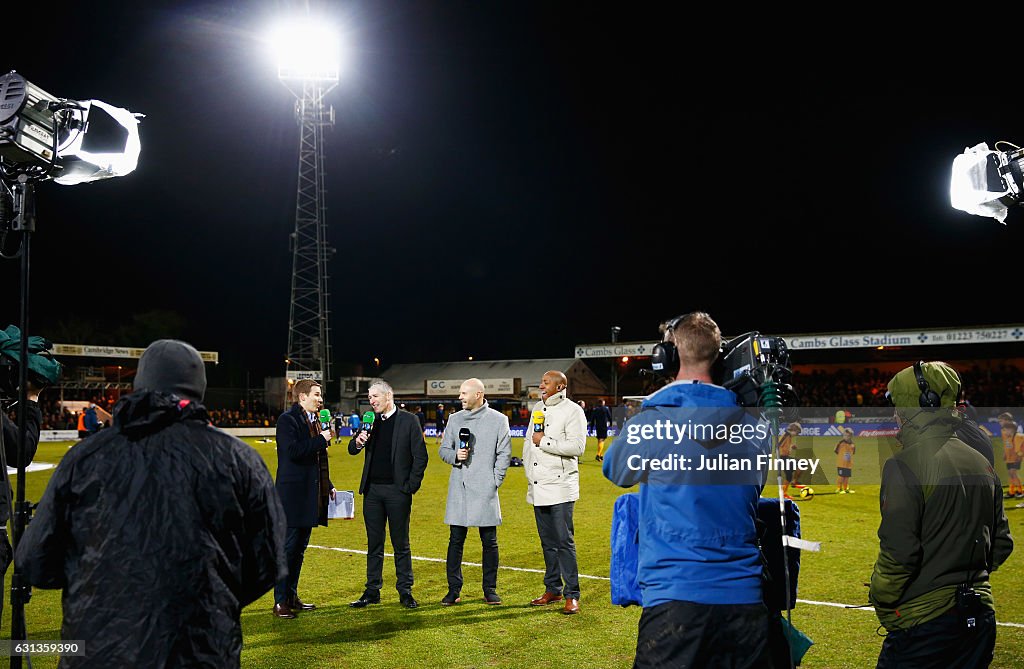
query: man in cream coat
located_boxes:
[438,379,512,605]
[523,370,587,614]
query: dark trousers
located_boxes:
[876,607,995,669]
[533,502,580,600]
[274,526,312,604]
[634,600,772,669]
[363,482,413,595]
[446,525,498,593]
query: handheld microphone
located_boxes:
[532,410,545,434]
[456,427,471,468]
[318,408,332,430]
[361,410,376,438]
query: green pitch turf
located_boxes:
[5,435,1024,668]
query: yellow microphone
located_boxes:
[532,410,545,434]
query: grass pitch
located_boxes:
[5,435,1024,668]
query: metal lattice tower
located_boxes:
[280,52,338,387]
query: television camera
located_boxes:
[650,323,797,408]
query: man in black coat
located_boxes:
[16,339,287,668]
[273,378,335,618]
[349,381,428,608]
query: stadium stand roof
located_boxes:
[381,358,607,399]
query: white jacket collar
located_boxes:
[543,390,566,407]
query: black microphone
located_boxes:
[456,427,471,468]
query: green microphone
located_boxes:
[359,411,376,439]
[318,409,332,429]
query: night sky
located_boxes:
[3,2,1024,386]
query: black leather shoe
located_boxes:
[349,591,381,608]
[272,602,296,619]
[440,591,461,606]
[400,593,419,609]
[289,596,316,611]
[483,591,502,605]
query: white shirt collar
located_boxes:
[382,405,397,420]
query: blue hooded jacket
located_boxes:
[602,381,770,607]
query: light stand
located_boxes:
[6,173,37,669]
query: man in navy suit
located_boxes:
[273,379,335,618]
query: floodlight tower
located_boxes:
[274,20,339,389]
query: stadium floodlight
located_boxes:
[270,20,341,84]
[950,141,1024,223]
[272,15,344,391]
[0,71,143,185]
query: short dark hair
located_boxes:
[293,379,320,399]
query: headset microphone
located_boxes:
[914,361,942,408]
[650,313,688,379]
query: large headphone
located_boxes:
[650,314,686,378]
[913,360,942,407]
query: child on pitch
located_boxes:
[834,427,855,494]
[778,422,802,499]
[1001,421,1024,498]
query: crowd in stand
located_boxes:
[5,397,279,431]
[208,407,278,428]
[793,364,1024,410]
[792,368,893,408]
[38,401,79,430]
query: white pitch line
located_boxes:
[308,544,610,580]
[793,600,1024,628]
[308,545,1024,627]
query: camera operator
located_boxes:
[870,361,1013,668]
[1,380,41,576]
[602,312,773,667]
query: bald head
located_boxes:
[459,377,486,411]
[540,370,568,401]
[545,370,567,385]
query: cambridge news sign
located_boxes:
[53,343,219,363]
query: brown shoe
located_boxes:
[272,602,296,619]
[563,598,580,615]
[530,592,564,606]
[289,596,315,611]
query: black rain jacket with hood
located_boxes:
[15,340,287,668]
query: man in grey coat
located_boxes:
[438,378,512,605]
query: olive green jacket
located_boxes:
[869,410,1013,630]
